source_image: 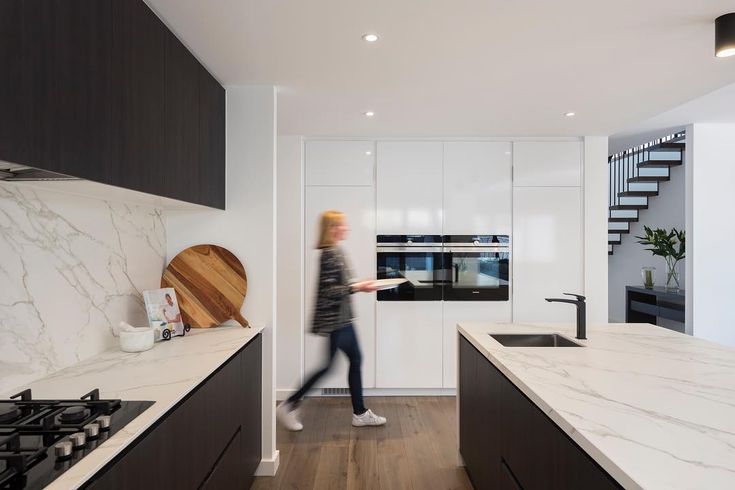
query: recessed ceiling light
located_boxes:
[565,112,576,117]
[715,13,735,57]
[362,33,379,43]
[365,151,372,155]
[364,111,375,117]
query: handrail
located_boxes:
[607,130,685,215]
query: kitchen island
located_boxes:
[458,322,735,490]
[2,325,263,489]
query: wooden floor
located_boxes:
[252,396,473,490]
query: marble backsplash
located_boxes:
[0,182,166,394]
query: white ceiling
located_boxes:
[145,0,735,137]
[609,82,735,152]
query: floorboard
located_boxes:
[251,396,472,490]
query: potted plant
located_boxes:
[635,226,685,291]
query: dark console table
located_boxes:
[625,286,685,333]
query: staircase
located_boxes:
[608,131,685,255]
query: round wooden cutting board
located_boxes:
[161,245,249,328]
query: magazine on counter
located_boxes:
[143,288,185,339]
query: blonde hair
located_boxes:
[316,210,345,249]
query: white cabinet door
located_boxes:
[376,142,443,235]
[513,141,582,187]
[376,302,443,388]
[443,142,512,235]
[304,186,376,388]
[442,302,512,388]
[305,140,375,186]
[512,187,583,323]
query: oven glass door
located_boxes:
[443,249,509,301]
[377,250,445,301]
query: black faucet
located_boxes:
[545,293,586,340]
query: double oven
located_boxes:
[376,234,509,301]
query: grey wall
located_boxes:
[608,150,686,324]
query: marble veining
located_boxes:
[0,325,263,490]
[0,182,165,393]
[459,322,735,490]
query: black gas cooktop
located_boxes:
[0,388,153,489]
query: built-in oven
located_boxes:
[376,235,445,301]
[442,235,509,301]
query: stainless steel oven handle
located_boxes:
[377,247,444,253]
[444,247,509,253]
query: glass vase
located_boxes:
[665,257,680,291]
[641,267,655,289]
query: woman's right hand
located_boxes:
[352,280,377,293]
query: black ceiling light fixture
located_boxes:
[715,13,735,58]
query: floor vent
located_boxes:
[321,388,350,396]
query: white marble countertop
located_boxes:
[2,325,263,490]
[458,322,735,490]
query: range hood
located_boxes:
[0,161,80,181]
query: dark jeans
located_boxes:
[288,324,366,415]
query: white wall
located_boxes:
[687,123,735,346]
[275,135,303,394]
[166,86,279,474]
[0,183,165,394]
[584,137,609,323]
[607,147,686,325]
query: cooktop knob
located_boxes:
[473,240,480,246]
[70,432,86,449]
[96,415,111,430]
[407,240,413,246]
[83,423,100,439]
[54,441,73,459]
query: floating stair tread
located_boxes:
[628,176,670,183]
[608,239,622,245]
[610,204,648,210]
[653,142,685,150]
[608,250,614,255]
[608,229,630,234]
[637,160,682,168]
[618,190,658,197]
[609,217,639,222]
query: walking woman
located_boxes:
[277,210,387,431]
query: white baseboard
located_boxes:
[364,388,456,396]
[276,389,296,401]
[254,450,280,477]
[277,387,456,399]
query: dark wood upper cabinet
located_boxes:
[0,0,225,209]
[199,67,227,210]
[0,1,28,165]
[164,31,201,204]
[110,0,166,197]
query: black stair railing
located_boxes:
[608,130,685,215]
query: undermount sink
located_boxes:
[489,333,583,347]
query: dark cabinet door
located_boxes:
[240,334,263,488]
[198,67,226,209]
[21,0,113,181]
[110,0,166,196]
[201,429,244,490]
[0,1,28,165]
[164,31,200,204]
[459,336,502,489]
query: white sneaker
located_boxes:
[276,401,303,431]
[352,409,387,427]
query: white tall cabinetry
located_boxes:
[443,142,512,235]
[512,141,583,324]
[304,141,376,388]
[376,142,443,235]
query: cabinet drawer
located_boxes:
[201,429,244,490]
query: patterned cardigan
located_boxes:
[311,247,354,335]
